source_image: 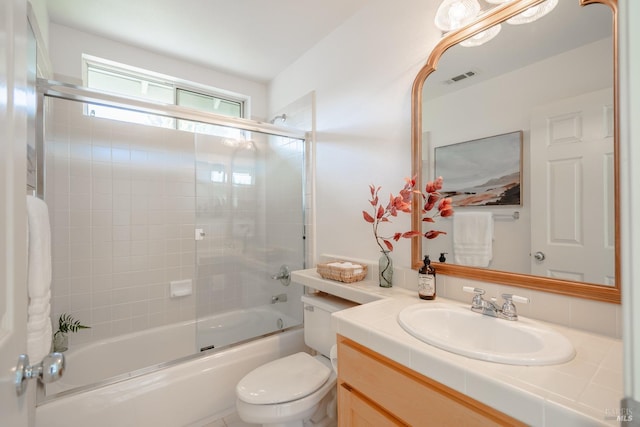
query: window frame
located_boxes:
[82,55,249,122]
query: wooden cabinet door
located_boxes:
[338,383,405,427]
[337,336,527,427]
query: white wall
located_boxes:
[48,23,270,122]
[45,98,198,346]
[28,0,49,49]
[267,0,627,340]
[269,0,443,267]
[619,0,640,407]
[268,0,619,275]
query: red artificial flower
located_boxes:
[363,175,452,253]
[424,230,447,239]
[425,176,443,193]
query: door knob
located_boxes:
[533,251,546,261]
[15,352,65,396]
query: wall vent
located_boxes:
[444,70,477,85]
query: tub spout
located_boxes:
[271,293,288,304]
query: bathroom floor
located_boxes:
[202,412,256,427]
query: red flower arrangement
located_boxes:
[420,175,454,239]
[362,176,453,253]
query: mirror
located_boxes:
[411,0,620,303]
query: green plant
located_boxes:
[54,313,90,338]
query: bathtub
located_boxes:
[36,309,306,427]
[196,306,299,352]
[45,306,300,395]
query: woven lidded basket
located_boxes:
[316,261,367,283]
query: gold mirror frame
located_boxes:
[411,0,620,303]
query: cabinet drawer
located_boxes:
[337,336,525,427]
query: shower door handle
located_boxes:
[15,352,66,396]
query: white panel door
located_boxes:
[530,89,615,285]
[0,0,30,425]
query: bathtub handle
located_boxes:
[15,352,66,396]
[271,265,291,286]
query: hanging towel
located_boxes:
[26,195,53,363]
[453,211,494,267]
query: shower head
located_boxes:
[269,114,287,124]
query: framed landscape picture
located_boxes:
[434,131,522,207]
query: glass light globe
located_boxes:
[460,24,502,47]
[434,0,481,32]
[507,0,558,25]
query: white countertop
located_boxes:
[292,268,624,427]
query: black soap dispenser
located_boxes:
[418,255,436,300]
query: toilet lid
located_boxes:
[236,352,331,405]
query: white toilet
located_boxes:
[235,293,356,427]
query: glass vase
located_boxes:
[379,250,393,288]
[53,333,68,352]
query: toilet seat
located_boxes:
[236,352,331,405]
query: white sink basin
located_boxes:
[397,303,575,366]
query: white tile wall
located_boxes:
[193,134,306,324]
[46,98,196,346]
[270,91,315,269]
[396,267,622,338]
[45,97,308,350]
[435,275,622,338]
[319,253,622,338]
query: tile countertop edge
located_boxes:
[291,268,622,427]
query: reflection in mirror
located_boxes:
[411,0,620,303]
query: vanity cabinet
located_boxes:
[337,335,526,427]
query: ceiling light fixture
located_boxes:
[507,0,558,25]
[434,0,558,47]
[434,0,481,32]
[460,24,502,47]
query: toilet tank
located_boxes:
[302,293,358,357]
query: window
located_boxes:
[83,56,247,132]
[177,89,242,117]
[87,66,175,104]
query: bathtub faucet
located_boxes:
[271,265,291,286]
[271,293,288,304]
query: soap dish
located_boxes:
[316,261,367,283]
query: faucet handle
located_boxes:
[271,265,291,286]
[463,286,485,309]
[501,294,529,304]
[500,294,529,320]
[462,286,485,295]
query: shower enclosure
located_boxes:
[38,81,307,397]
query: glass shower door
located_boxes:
[38,79,310,398]
[194,130,305,352]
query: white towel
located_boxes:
[28,290,51,316]
[26,195,53,363]
[453,211,494,267]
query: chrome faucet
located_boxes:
[271,293,288,304]
[271,265,291,286]
[462,287,529,321]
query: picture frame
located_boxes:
[434,131,523,207]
